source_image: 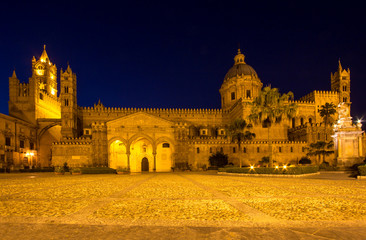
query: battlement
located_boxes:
[189,140,307,145]
[52,137,92,145]
[300,90,339,102]
[288,100,315,105]
[81,106,226,115]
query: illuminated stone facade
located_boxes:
[1,47,364,171]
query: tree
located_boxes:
[306,141,334,165]
[249,86,297,167]
[319,102,337,141]
[227,119,256,167]
[299,156,312,165]
[209,152,228,168]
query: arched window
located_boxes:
[243,147,246,153]
[231,92,235,100]
[309,118,312,124]
[162,143,170,148]
[292,118,295,128]
[196,147,200,154]
[300,118,304,125]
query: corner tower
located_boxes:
[219,49,263,111]
[60,64,78,138]
[331,60,351,105]
[9,46,61,123]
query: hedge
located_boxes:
[218,166,319,175]
[80,167,117,174]
[358,165,366,176]
[19,168,54,173]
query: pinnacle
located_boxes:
[11,69,17,78]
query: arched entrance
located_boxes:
[141,157,149,171]
[129,137,153,172]
[109,140,128,169]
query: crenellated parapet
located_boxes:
[81,105,226,117]
[300,90,339,102]
[52,137,92,145]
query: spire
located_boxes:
[40,44,49,62]
[66,61,72,72]
[11,69,17,78]
[338,58,342,72]
[234,48,245,65]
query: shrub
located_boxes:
[116,167,129,173]
[63,162,70,172]
[175,162,190,171]
[70,167,82,174]
[19,167,54,173]
[218,166,319,175]
[54,166,65,173]
[80,167,116,174]
[209,152,228,168]
[299,157,311,165]
[358,165,366,176]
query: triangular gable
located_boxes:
[107,111,174,127]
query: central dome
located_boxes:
[224,49,258,81]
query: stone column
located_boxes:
[127,151,130,170]
[153,152,157,172]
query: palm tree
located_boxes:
[227,119,256,167]
[249,86,297,167]
[319,102,337,141]
[307,140,334,164]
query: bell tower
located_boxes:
[60,64,78,138]
[331,59,351,105]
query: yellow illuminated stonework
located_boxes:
[1,46,365,171]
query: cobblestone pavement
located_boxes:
[0,172,365,239]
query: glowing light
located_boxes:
[30,152,34,156]
[50,74,54,79]
[51,88,55,95]
[283,165,287,169]
[250,166,254,170]
[41,59,45,63]
[36,70,44,76]
[275,166,279,169]
[357,119,362,124]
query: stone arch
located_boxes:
[38,121,61,168]
[308,116,315,125]
[128,134,154,172]
[108,138,128,169]
[128,133,156,152]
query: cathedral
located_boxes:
[0,46,364,172]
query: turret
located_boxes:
[331,59,351,104]
[60,63,78,138]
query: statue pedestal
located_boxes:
[333,116,364,167]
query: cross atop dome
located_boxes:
[234,48,245,65]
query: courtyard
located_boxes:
[0,172,366,239]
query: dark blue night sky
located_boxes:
[1,1,365,122]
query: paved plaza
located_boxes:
[0,172,366,239]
